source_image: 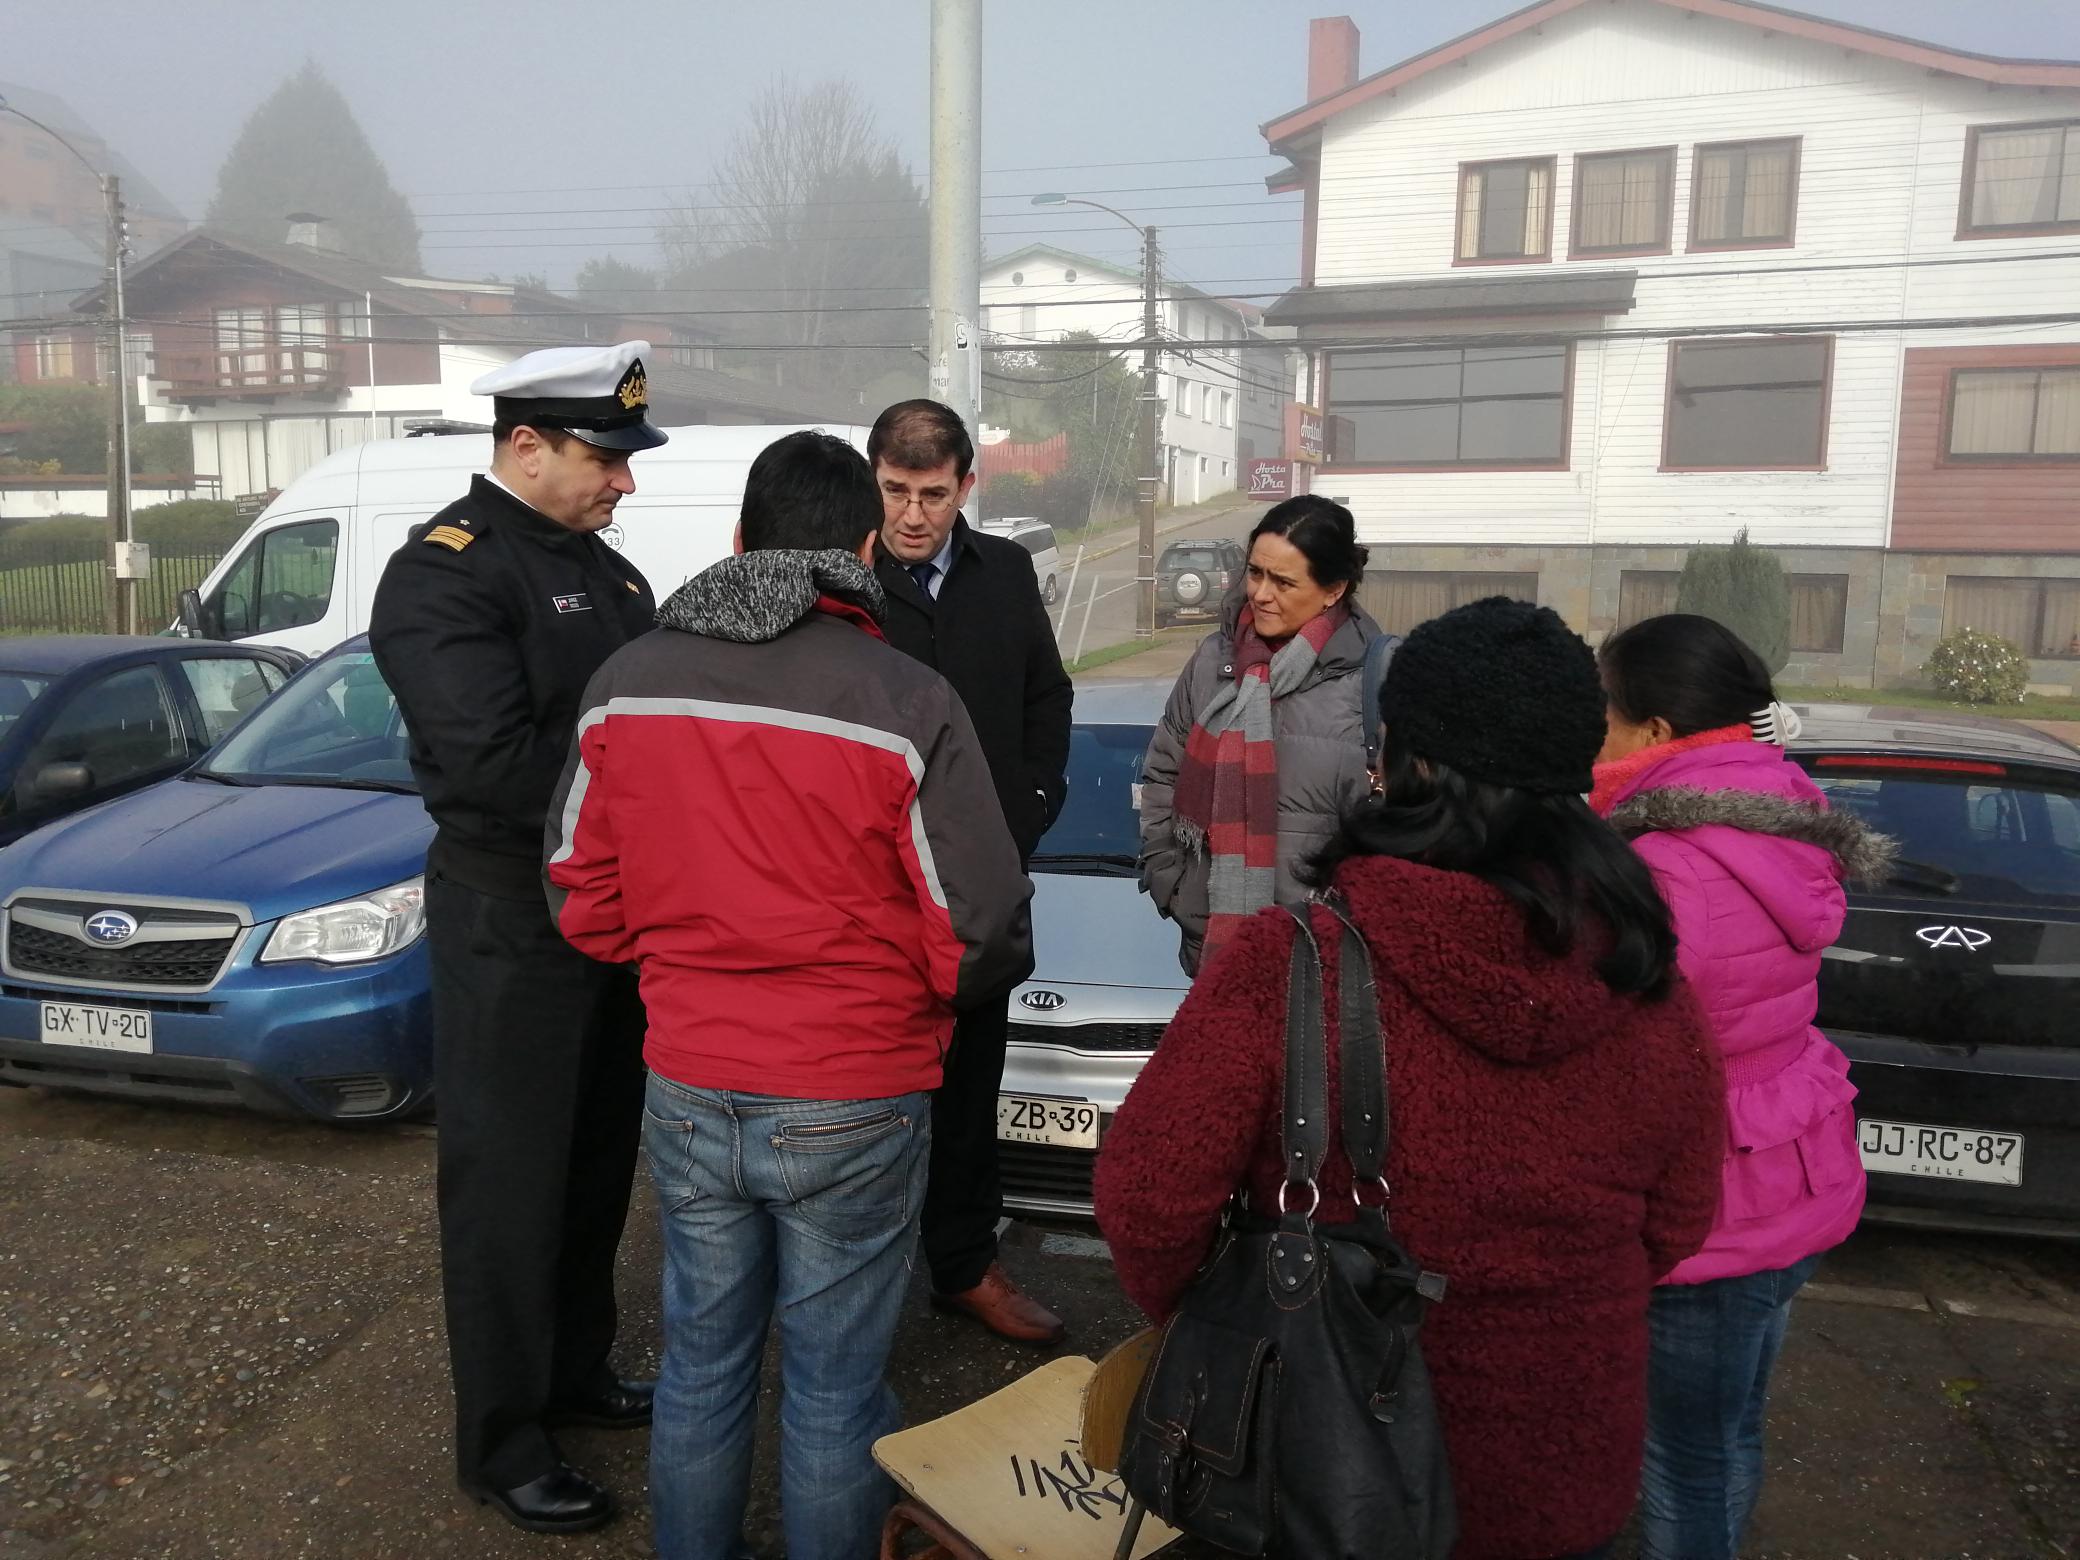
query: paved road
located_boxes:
[1048,503,1257,665]
[4,1082,2079,1560]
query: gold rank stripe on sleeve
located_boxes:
[424,525,476,552]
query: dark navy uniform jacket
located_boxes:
[370,474,654,900]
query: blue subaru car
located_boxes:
[0,637,435,1121]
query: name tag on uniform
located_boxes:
[552,593,592,614]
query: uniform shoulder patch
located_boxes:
[424,523,476,553]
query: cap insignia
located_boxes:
[617,362,648,410]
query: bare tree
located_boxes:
[660,79,926,396]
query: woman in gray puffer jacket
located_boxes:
[1138,494,1385,973]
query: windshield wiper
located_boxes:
[187,769,256,786]
[1031,851,1140,874]
[255,775,419,796]
[1886,858,1961,896]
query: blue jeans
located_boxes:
[1639,1252,1824,1560]
[642,1074,930,1560]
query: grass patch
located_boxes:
[1065,628,1200,677]
[1781,685,2080,725]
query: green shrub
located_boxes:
[0,500,243,564]
[1925,627,2031,706]
[1676,530,1792,674]
[981,470,1041,521]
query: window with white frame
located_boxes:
[1219,389,1234,428]
[1176,379,1195,418]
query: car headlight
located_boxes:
[261,876,426,965]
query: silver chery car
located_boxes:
[998,678,1184,1218]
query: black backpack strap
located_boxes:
[1317,896,1389,1217]
[1278,904,1330,1219]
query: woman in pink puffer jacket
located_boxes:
[1592,614,1893,1560]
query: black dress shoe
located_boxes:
[463,1464,615,1534]
[547,1376,655,1430]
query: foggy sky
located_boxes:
[13,0,2080,308]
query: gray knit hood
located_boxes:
[656,549,885,643]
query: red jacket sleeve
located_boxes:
[544,702,636,965]
[1094,910,1290,1322]
[1643,980,1728,1277]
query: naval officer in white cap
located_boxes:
[368,340,663,1535]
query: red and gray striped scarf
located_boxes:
[1173,603,1347,966]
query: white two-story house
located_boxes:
[981,243,1290,505]
[1263,2,2080,689]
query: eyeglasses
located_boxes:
[883,490,959,519]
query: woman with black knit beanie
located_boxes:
[1099,597,1726,1560]
[1137,494,1388,973]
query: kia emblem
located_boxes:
[1019,989,1067,1012]
[1915,924,1991,951]
[84,910,139,947]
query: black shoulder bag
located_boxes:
[1116,898,1456,1559]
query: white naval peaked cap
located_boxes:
[470,339,666,450]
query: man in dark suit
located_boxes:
[870,399,1074,1343]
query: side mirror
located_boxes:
[177,589,209,639]
[33,761,94,801]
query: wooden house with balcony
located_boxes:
[69,225,862,498]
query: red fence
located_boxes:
[979,432,1068,482]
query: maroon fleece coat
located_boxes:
[1094,854,1725,1560]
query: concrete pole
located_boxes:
[928,0,982,499]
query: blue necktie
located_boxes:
[908,560,938,597]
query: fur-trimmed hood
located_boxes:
[1610,771,1895,954]
[1608,786,1897,884]
[657,548,884,643]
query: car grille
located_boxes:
[4,899,244,991]
[1007,1021,1163,1053]
[1000,1140,1097,1212]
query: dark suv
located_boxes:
[1791,705,2080,1237]
[1156,539,1245,627]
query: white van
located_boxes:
[977,516,1063,605]
[180,423,872,660]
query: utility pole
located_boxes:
[103,174,138,635]
[1136,225,1162,639]
[927,0,982,496]
[0,95,142,633]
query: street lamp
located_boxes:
[1031,192,1164,639]
[0,93,138,635]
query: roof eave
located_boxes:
[1257,0,2080,149]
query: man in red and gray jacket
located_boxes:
[544,430,1031,1559]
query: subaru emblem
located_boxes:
[1915,924,1991,951]
[1019,989,1067,1012]
[83,910,139,947]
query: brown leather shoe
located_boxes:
[932,1263,1067,1345]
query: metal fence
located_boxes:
[0,543,227,636]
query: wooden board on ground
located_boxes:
[874,1355,1178,1560]
[1080,1327,1160,1474]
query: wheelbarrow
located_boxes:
[873,1333,1172,1560]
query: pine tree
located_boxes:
[205,62,422,271]
[1675,528,1793,673]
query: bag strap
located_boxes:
[1316,896,1389,1217]
[1359,631,1402,773]
[1278,906,1330,1219]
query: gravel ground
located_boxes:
[3,1090,2078,1559]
